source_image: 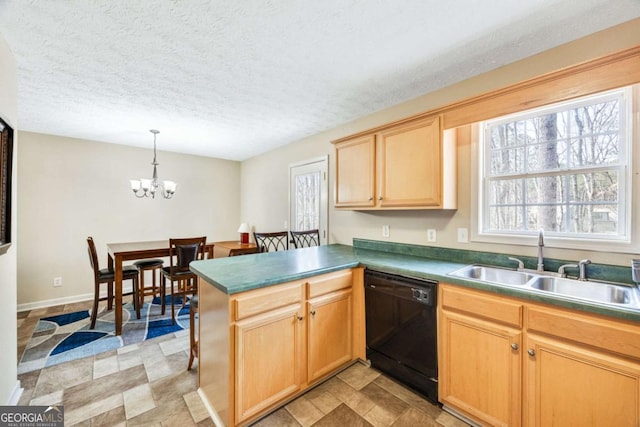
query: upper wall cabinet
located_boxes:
[333,115,456,210]
[334,134,376,208]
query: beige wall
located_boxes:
[241,18,640,267]
[17,132,240,308]
[1,33,19,403]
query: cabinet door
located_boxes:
[377,115,442,207]
[334,135,376,208]
[235,304,305,423]
[526,333,640,427]
[439,310,522,427]
[308,289,353,382]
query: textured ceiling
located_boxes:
[1,1,639,161]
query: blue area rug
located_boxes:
[18,296,191,374]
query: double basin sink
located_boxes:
[449,264,640,309]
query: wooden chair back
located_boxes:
[290,229,320,249]
[253,231,289,252]
[87,236,101,280]
[168,236,207,273]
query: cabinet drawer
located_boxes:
[307,270,353,299]
[527,305,640,359]
[233,282,303,321]
[441,284,523,328]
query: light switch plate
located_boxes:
[382,225,390,238]
[458,227,469,243]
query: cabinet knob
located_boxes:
[310,310,316,317]
[510,343,519,350]
[296,315,303,321]
[527,349,536,357]
[378,196,383,200]
[368,196,373,201]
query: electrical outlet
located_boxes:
[382,225,390,238]
[458,227,469,243]
[427,229,437,242]
[53,277,62,287]
[283,220,288,230]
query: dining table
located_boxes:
[107,240,214,335]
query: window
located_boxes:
[477,86,634,247]
[289,157,328,244]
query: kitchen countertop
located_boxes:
[190,243,640,323]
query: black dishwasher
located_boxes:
[365,269,438,403]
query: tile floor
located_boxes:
[17,300,469,427]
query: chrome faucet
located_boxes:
[537,229,544,273]
[578,259,591,281]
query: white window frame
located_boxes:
[470,85,639,253]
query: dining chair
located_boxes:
[134,258,164,309]
[160,236,206,324]
[290,229,321,249]
[253,231,289,252]
[188,293,199,370]
[188,247,257,369]
[87,237,140,329]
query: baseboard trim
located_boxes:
[197,388,225,427]
[6,380,23,405]
[17,284,135,312]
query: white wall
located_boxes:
[17,132,240,308]
[241,18,640,267]
[0,32,19,404]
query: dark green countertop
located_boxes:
[189,244,360,294]
[190,242,640,323]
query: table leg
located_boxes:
[115,255,123,336]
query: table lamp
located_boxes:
[237,223,250,244]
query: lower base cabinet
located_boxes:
[526,333,640,426]
[198,267,365,427]
[439,310,522,426]
[235,303,305,422]
[439,283,640,427]
[308,288,353,382]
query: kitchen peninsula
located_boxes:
[190,244,365,426]
[191,240,640,426]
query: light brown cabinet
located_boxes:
[334,134,376,208]
[439,283,640,427]
[334,115,456,210]
[439,284,523,426]
[199,268,365,426]
[307,288,352,382]
[234,283,305,422]
[525,305,640,427]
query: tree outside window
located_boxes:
[482,87,629,240]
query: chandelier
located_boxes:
[130,130,177,199]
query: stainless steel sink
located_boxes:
[449,265,536,286]
[448,263,640,310]
[529,276,638,306]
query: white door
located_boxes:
[289,156,328,245]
